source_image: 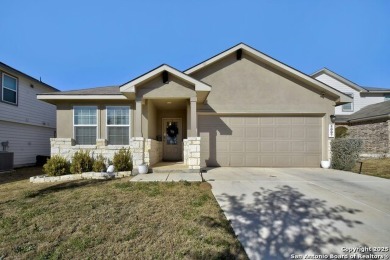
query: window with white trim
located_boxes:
[385,94,390,101]
[2,73,18,105]
[74,106,97,145]
[107,106,130,145]
[342,93,354,112]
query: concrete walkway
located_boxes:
[130,172,202,182]
[203,168,390,260]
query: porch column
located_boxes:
[135,97,143,137]
[190,97,197,137]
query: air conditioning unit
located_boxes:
[0,152,14,171]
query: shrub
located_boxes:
[113,148,133,171]
[335,126,349,138]
[93,154,107,172]
[331,138,363,171]
[43,155,70,176]
[70,150,94,174]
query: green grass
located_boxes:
[0,167,247,259]
[352,158,390,179]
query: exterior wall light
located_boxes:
[330,115,336,123]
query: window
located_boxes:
[74,106,97,145]
[385,94,390,101]
[2,73,18,105]
[107,106,130,145]
[342,93,354,112]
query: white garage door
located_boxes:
[199,116,322,167]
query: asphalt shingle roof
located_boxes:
[46,85,121,95]
[347,100,390,122]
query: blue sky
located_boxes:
[1,1,389,91]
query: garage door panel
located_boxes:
[246,127,260,138]
[230,141,244,152]
[306,126,321,139]
[291,117,305,124]
[276,127,291,139]
[229,154,245,166]
[291,126,305,139]
[261,156,274,167]
[305,117,321,125]
[217,142,229,152]
[245,154,260,166]
[275,117,292,125]
[261,127,274,139]
[260,141,274,152]
[245,142,259,152]
[274,156,292,167]
[245,117,260,125]
[290,156,306,167]
[275,141,291,152]
[305,142,321,153]
[291,141,305,152]
[230,117,244,125]
[199,116,321,167]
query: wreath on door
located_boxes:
[166,124,179,138]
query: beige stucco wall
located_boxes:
[190,52,334,114]
[189,52,336,160]
[56,100,134,140]
[136,74,196,99]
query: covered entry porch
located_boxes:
[120,65,211,171]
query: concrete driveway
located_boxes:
[203,168,390,260]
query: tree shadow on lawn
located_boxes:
[25,179,110,198]
[0,166,43,185]
[218,185,366,260]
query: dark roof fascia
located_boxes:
[119,63,211,88]
[0,61,59,92]
[184,43,352,103]
[184,42,244,73]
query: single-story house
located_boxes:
[335,100,390,156]
[37,43,352,171]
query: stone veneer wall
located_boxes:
[183,137,201,170]
[50,138,162,167]
[337,120,389,154]
[144,139,162,166]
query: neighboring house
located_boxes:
[312,68,390,156]
[334,101,390,156]
[0,62,58,167]
[37,43,351,170]
[312,68,390,116]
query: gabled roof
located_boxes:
[311,68,366,92]
[347,100,390,123]
[184,43,352,105]
[0,61,59,92]
[120,64,211,93]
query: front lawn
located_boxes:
[0,167,247,259]
[352,158,390,179]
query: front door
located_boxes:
[162,118,182,161]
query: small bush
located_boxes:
[70,150,94,174]
[43,155,70,176]
[113,148,133,171]
[93,154,107,172]
[331,138,363,171]
[335,126,349,138]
